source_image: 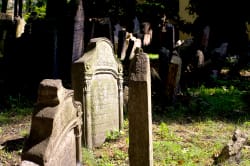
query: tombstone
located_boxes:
[0,28,6,58]
[122,34,134,66]
[14,0,23,18]
[46,0,85,83]
[1,0,14,20]
[120,32,142,80]
[142,22,153,50]
[70,0,85,63]
[113,21,122,55]
[15,16,26,38]
[72,37,124,149]
[213,129,248,165]
[0,0,16,58]
[21,79,82,166]
[0,13,13,21]
[88,17,113,44]
[128,48,153,166]
[117,29,126,59]
[165,51,182,104]
[0,17,21,95]
[158,47,171,92]
[158,14,175,51]
[120,33,142,61]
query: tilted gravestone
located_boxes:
[72,37,124,149]
[128,48,153,166]
[21,79,82,166]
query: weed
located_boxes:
[82,148,97,166]
[158,122,169,138]
[106,130,120,142]
[243,121,250,127]
[113,148,127,160]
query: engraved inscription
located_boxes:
[90,75,119,145]
[91,75,118,114]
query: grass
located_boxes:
[0,95,33,124]
[85,81,250,165]
[0,78,250,165]
[148,53,159,60]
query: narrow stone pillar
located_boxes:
[128,48,153,166]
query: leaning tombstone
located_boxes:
[21,79,82,166]
[128,48,153,166]
[72,37,124,149]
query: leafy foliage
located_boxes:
[23,0,46,21]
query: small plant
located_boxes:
[158,122,169,139]
[113,148,128,160]
[105,130,120,142]
[243,121,250,128]
[82,148,97,166]
[95,151,113,166]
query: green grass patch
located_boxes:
[148,53,159,60]
[0,113,10,124]
[1,80,250,165]
[0,95,33,125]
[186,85,249,121]
[82,148,97,166]
[0,107,32,125]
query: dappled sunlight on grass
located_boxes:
[148,53,159,60]
[152,119,250,165]
[1,80,249,165]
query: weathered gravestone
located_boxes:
[165,51,182,104]
[21,79,82,166]
[72,37,124,149]
[213,129,248,165]
[158,47,171,96]
[128,48,153,166]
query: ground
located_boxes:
[0,116,31,165]
[0,67,250,165]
